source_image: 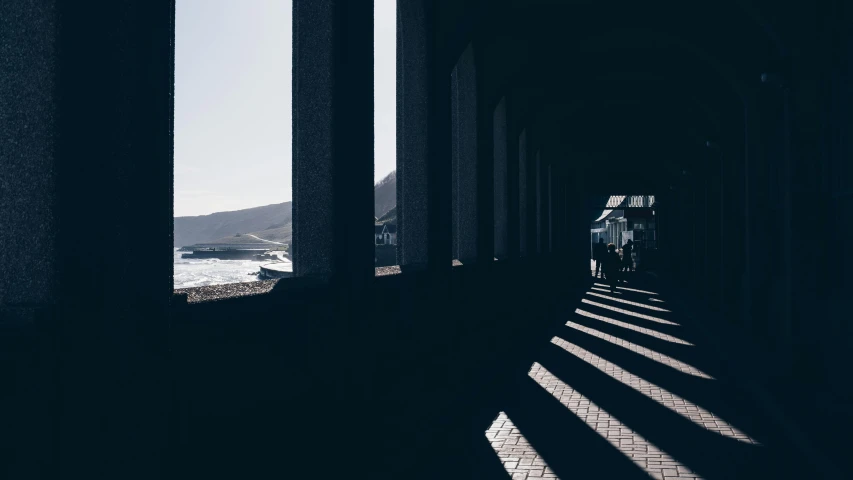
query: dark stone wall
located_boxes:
[0,309,55,479]
[1,2,59,479]
[168,262,575,478]
[0,0,58,306]
[808,0,853,400]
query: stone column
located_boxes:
[536,150,542,254]
[519,129,529,256]
[475,48,495,265]
[51,1,175,477]
[397,0,430,267]
[292,0,336,280]
[450,44,478,263]
[493,97,509,259]
[506,99,521,259]
[425,1,452,280]
[548,162,553,254]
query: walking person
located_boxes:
[593,238,606,278]
[621,239,634,273]
[602,243,621,292]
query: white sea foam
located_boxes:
[173,248,265,289]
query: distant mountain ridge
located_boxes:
[174,202,292,248]
[377,206,396,224]
[374,171,396,218]
[175,171,397,248]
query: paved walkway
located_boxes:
[419,271,815,479]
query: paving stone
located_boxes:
[437,275,815,479]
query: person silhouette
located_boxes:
[622,239,634,273]
[593,238,606,278]
[603,243,621,292]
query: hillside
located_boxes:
[198,234,279,245]
[175,172,396,248]
[246,224,292,244]
[174,202,292,248]
[374,171,396,218]
[377,206,396,225]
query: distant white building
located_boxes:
[374,224,397,245]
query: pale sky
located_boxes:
[174,0,397,217]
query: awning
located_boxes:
[594,195,655,222]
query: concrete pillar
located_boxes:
[292,0,336,279]
[704,145,722,311]
[822,18,853,395]
[779,85,794,357]
[475,47,495,265]
[493,98,508,259]
[0,2,58,311]
[757,79,788,348]
[293,3,375,474]
[50,1,175,477]
[742,105,757,332]
[450,43,478,263]
[397,0,430,267]
[506,99,520,259]
[424,1,452,280]
[293,0,375,302]
[690,181,697,289]
[536,150,542,254]
[718,147,727,315]
[548,163,553,253]
[519,129,529,256]
[750,96,770,343]
[698,175,709,300]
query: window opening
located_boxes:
[374,0,398,270]
[173,0,293,289]
[589,195,657,275]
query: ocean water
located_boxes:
[173,248,266,289]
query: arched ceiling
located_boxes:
[459,0,783,191]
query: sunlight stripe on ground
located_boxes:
[485,411,558,479]
[591,286,622,294]
[581,299,680,326]
[551,338,758,444]
[575,308,693,346]
[566,317,707,378]
[528,362,685,478]
[593,283,659,295]
[586,291,671,312]
[590,287,668,305]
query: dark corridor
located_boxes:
[3,0,853,479]
[393,273,822,479]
